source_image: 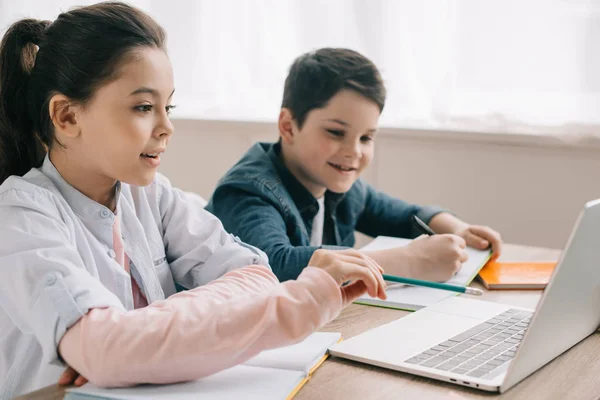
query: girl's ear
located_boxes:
[278,108,297,144]
[49,94,81,138]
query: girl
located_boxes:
[0,2,386,398]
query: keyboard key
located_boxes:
[415,353,434,360]
[487,318,502,324]
[505,338,520,344]
[439,340,456,347]
[422,350,440,356]
[498,311,514,317]
[435,362,456,371]
[451,367,471,374]
[479,363,497,371]
[496,344,513,351]
[405,357,425,364]
[488,359,505,366]
[455,339,477,347]
[431,345,446,352]
[462,362,483,370]
[467,369,489,377]
[513,311,533,319]
[422,356,449,368]
[449,323,494,342]
[496,355,511,362]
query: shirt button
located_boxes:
[108,249,116,258]
[101,210,111,218]
[45,274,57,286]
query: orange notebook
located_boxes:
[478,261,557,289]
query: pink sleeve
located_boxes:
[58,265,342,387]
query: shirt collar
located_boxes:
[267,142,345,218]
[41,154,121,222]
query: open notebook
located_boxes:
[357,236,491,311]
[65,332,341,400]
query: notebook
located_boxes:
[65,332,341,400]
[478,260,557,289]
[356,236,491,311]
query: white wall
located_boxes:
[160,119,600,250]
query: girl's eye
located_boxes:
[361,136,374,143]
[135,104,153,113]
[326,129,344,137]
[166,105,177,115]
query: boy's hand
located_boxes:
[58,366,88,387]
[454,225,502,258]
[308,249,387,306]
[401,234,469,281]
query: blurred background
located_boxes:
[2,0,599,249]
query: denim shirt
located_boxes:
[206,142,446,282]
[0,156,268,399]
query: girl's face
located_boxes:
[72,47,175,187]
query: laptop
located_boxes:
[329,199,600,392]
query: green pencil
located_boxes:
[382,274,483,296]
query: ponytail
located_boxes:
[0,19,50,183]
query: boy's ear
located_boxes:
[278,108,296,144]
[49,94,81,139]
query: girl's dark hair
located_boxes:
[0,1,166,183]
[281,48,386,129]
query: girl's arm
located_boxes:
[58,265,342,387]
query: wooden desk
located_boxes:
[17,244,600,400]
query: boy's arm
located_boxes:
[208,186,346,281]
[355,182,448,239]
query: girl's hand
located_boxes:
[308,249,387,306]
[58,366,88,387]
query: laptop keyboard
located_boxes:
[404,308,532,378]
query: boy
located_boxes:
[206,48,502,282]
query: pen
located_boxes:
[413,215,436,236]
[382,273,483,296]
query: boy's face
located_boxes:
[281,89,380,197]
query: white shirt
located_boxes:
[309,197,326,247]
[0,156,269,399]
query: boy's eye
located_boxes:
[135,104,153,113]
[326,129,344,137]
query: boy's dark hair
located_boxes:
[281,48,386,129]
[0,2,166,184]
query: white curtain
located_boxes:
[1,0,598,135]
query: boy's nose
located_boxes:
[343,141,362,159]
